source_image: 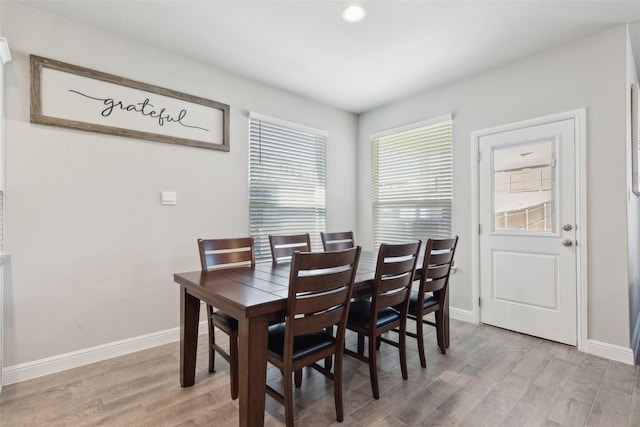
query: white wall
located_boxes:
[1,2,358,367]
[358,26,632,349]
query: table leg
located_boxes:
[238,314,269,427]
[180,287,200,387]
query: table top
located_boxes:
[173,250,381,320]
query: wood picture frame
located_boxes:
[30,55,230,152]
[632,82,640,195]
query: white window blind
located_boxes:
[371,117,453,248]
[249,115,326,262]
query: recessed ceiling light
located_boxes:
[342,5,366,23]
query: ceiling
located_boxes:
[20,0,640,114]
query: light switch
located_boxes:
[161,191,177,205]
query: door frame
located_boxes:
[470,109,587,351]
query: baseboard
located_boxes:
[450,306,473,323]
[2,321,208,386]
[586,339,635,365]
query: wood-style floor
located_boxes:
[1,319,639,426]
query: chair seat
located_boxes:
[212,311,238,331]
[267,323,335,361]
[348,299,400,329]
[407,291,438,315]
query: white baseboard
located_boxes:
[450,306,474,323]
[585,339,635,365]
[2,321,208,386]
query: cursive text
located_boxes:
[69,89,210,132]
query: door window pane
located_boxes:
[493,140,555,232]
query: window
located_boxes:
[249,113,326,262]
[492,140,554,232]
[371,116,452,248]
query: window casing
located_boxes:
[249,114,326,262]
[371,116,453,248]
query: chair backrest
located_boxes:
[198,237,255,271]
[371,241,421,317]
[321,231,355,251]
[419,236,458,295]
[269,233,311,265]
[284,246,362,350]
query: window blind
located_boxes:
[371,118,453,248]
[249,116,326,262]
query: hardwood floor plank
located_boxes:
[434,375,499,424]
[533,357,576,390]
[477,371,532,417]
[627,391,640,427]
[511,345,557,380]
[601,360,638,394]
[547,396,593,427]
[459,403,507,427]
[371,415,410,426]
[391,378,460,424]
[585,386,633,427]
[501,383,561,427]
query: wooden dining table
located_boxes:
[173,250,447,427]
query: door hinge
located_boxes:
[477,151,481,162]
[479,224,482,234]
[478,297,481,307]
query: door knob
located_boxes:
[562,239,573,247]
[563,224,573,231]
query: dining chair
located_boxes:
[320,231,355,251]
[344,240,421,399]
[265,246,361,427]
[197,237,255,400]
[269,233,312,265]
[406,236,458,367]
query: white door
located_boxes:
[478,118,577,345]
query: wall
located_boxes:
[1,2,358,368]
[358,26,632,350]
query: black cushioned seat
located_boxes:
[407,291,437,313]
[348,300,400,329]
[267,323,335,361]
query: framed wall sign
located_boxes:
[632,83,640,195]
[30,55,230,152]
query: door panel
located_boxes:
[479,118,577,345]
[493,250,558,309]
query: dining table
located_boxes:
[173,250,447,427]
